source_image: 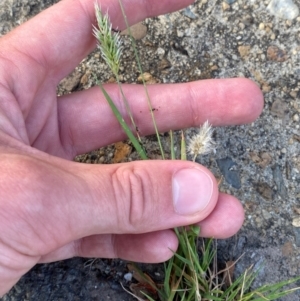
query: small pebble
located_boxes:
[124,272,133,282]
[257,182,273,200]
[121,23,147,40]
[177,29,184,38]
[222,2,230,10]
[183,7,197,19]
[293,217,300,227]
[238,22,245,30]
[270,99,288,118]
[293,226,300,247]
[267,45,287,62]
[293,114,299,122]
[238,45,251,58]
[156,47,165,57]
[273,165,288,198]
[261,210,272,220]
[216,157,241,189]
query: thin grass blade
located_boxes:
[180,131,187,160]
[98,83,147,159]
[169,130,175,160]
[118,0,165,159]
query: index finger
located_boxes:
[2,0,194,81]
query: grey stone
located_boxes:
[267,0,299,20]
[293,227,300,247]
[216,157,241,189]
[225,0,237,4]
[124,272,133,282]
[183,7,197,19]
[273,165,288,199]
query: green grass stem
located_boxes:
[115,75,141,141]
[169,130,175,160]
[180,131,187,161]
[118,0,165,160]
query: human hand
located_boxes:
[0,0,263,296]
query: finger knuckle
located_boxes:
[112,165,154,232]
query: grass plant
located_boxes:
[93,1,300,300]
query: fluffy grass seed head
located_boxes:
[93,2,122,76]
[188,121,215,161]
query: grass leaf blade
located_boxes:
[98,83,148,160]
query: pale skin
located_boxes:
[0,0,264,296]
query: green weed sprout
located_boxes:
[93,2,300,300]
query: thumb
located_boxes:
[0,155,218,295]
[81,160,218,235]
[1,155,218,256]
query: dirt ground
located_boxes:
[1,0,300,300]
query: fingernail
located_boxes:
[172,168,213,215]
